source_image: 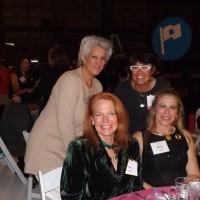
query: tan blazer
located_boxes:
[24,67,103,175]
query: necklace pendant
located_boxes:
[140,104,145,108]
[110,155,118,160]
[165,134,171,141]
[139,93,145,97]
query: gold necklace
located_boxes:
[153,127,176,141]
[153,132,172,141]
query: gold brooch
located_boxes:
[175,134,181,140]
[165,135,172,141]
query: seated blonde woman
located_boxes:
[133,88,200,187]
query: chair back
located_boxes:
[22,130,29,143]
[22,130,41,200]
[38,167,62,200]
[0,137,27,184]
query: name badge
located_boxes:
[125,159,138,176]
[150,140,170,155]
[19,76,26,83]
[147,94,155,109]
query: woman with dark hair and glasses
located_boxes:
[115,52,169,134]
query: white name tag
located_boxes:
[147,94,155,109]
[150,140,170,155]
[19,76,26,83]
[125,159,138,176]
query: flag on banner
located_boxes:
[162,23,182,41]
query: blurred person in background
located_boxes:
[9,53,35,98]
[0,58,11,119]
[13,45,70,114]
[0,53,36,174]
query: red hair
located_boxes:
[83,92,130,152]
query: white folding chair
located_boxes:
[0,137,27,184]
[22,130,41,200]
[38,167,62,200]
[23,130,29,143]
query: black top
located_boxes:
[0,100,33,157]
[21,65,68,113]
[142,129,188,187]
[114,77,169,134]
[9,70,34,98]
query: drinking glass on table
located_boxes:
[168,177,191,200]
[145,193,167,200]
[187,179,200,200]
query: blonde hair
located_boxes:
[144,88,188,144]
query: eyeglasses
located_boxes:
[130,65,152,71]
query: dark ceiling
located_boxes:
[0,0,200,72]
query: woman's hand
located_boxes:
[143,181,153,189]
[25,88,33,94]
[12,95,21,103]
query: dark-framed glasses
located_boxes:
[130,65,152,71]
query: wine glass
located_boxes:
[187,179,200,200]
[168,177,190,200]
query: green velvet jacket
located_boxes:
[60,137,143,200]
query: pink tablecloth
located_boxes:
[110,186,171,200]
